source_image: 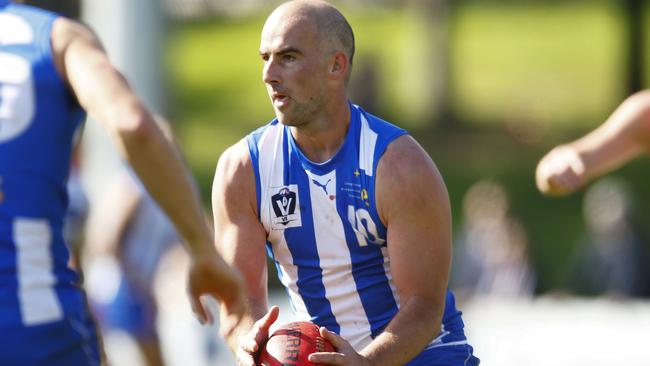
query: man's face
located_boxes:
[259,16,330,126]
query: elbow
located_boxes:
[627,90,650,121]
[111,101,157,148]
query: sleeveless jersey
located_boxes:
[247,104,468,352]
[0,2,86,327]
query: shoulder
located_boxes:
[378,135,438,181]
[50,17,103,82]
[51,17,100,50]
[376,135,449,222]
[215,138,254,184]
[212,138,259,218]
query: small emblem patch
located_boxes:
[271,185,302,230]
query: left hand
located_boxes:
[308,327,370,366]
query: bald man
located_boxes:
[212,1,479,365]
[536,90,650,196]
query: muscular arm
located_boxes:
[50,18,244,323]
[212,140,271,350]
[361,135,451,365]
[536,90,650,196]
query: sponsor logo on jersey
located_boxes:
[271,185,302,230]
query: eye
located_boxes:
[282,54,296,62]
[260,54,269,62]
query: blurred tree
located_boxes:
[404,0,455,127]
[625,0,645,93]
[20,0,81,18]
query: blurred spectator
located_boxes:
[565,178,650,298]
[451,180,536,302]
[83,168,181,366]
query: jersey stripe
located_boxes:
[14,218,62,325]
[306,169,372,346]
[358,113,378,176]
[282,152,339,333]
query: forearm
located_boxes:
[116,114,214,257]
[574,91,650,180]
[360,296,442,366]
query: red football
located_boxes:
[258,321,335,366]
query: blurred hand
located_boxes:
[536,145,587,197]
[237,306,279,366]
[308,327,370,366]
[187,251,246,336]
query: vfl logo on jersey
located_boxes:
[271,185,302,230]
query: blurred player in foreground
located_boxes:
[0,1,244,364]
[536,90,650,196]
[212,1,479,365]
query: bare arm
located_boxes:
[311,135,451,366]
[50,18,244,324]
[536,90,650,196]
[364,135,450,365]
[212,140,277,364]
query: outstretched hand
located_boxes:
[308,327,370,366]
[187,252,246,336]
[536,145,587,197]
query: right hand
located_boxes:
[536,145,587,196]
[236,306,280,366]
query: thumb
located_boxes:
[319,327,344,350]
[258,306,280,331]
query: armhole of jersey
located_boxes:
[246,136,262,221]
[371,129,409,229]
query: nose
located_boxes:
[262,56,281,85]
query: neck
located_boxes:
[290,100,351,163]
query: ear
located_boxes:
[328,51,348,81]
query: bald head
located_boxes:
[266,0,355,67]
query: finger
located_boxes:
[319,327,345,349]
[202,295,215,324]
[188,292,207,325]
[308,351,345,365]
[258,305,280,329]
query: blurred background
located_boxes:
[26,0,650,364]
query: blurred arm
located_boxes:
[50,17,245,323]
[312,135,451,366]
[83,172,141,258]
[536,90,650,196]
[211,140,272,355]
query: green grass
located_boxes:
[451,2,627,127]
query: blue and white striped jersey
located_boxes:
[247,103,468,352]
[0,2,86,327]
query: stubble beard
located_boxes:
[275,96,325,128]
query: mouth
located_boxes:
[272,92,291,108]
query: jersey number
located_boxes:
[348,205,386,247]
[0,52,34,143]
